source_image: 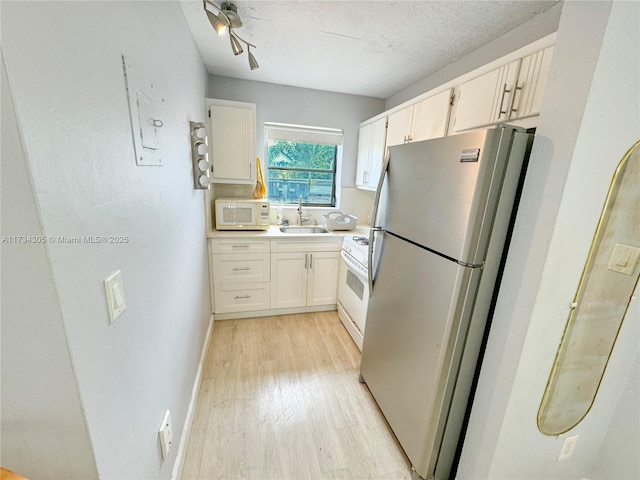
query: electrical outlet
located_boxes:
[558,434,579,461]
[158,410,173,460]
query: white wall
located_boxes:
[591,351,640,479]
[1,2,210,478]
[458,1,640,478]
[385,1,562,110]
[207,76,383,225]
[1,53,98,480]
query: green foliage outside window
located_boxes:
[267,141,337,206]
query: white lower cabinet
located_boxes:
[209,236,342,317]
[271,239,341,310]
[214,282,271,314]
[210,238,271,314]
[307,252,341,306]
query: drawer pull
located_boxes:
[233,295,251,300]
[231,244,250,249]
[232,267,251,271]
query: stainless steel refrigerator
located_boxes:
[360,125,532,480]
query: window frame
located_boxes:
[264,122,343,208]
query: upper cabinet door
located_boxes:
[386,106,413,147]
[510,46,554,120]
[387,89,453,148]
[366,117,388,189]
[356,117,387,191]
[208,99,256,184]
[356,123,371,188]
[453,60,520,132]
[411,88,453,143]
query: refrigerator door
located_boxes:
[360,233,482,479]
[383,126,518,265]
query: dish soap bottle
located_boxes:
[276,205,284,225]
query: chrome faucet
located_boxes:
[297,196,304,225]
[297,196,310,225]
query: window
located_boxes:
[265,123,342,207]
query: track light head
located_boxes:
[230,31,244,55]
[205,9,228,35]
[248,47,259,70]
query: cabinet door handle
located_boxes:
[231,244,250,249]
[233,295,251,300]
[309,253,313,269]
[509,84,524,114]
[498,83,513,118]
[304,253,308,270]
[232,267,251,271]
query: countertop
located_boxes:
[207,225,371,239]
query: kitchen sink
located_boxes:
[279,226,329,234]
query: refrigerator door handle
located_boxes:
[368,149,391,294]
[370,148,390,231]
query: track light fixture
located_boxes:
[203,0,258,70]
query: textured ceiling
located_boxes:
[181,0,559,99]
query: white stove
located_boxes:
[341,235,370,278]
[338,235,371,350]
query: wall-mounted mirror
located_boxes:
[538,140,640,435]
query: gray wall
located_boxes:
[207,75,385,188]
[458,1,640,478]
[1,53,98,480]
[1,1,211,478]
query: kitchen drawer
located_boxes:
[210,238,270,254]
[211,253,270,284]
[214,282,270,314]
[272,238,342,253]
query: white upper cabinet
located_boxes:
[510,46,554,120]
[453,46,554,132]
[453,60,520,132]
[386,106,413,147]
[356,116,387,191]
[387,88,453,147]
[207,99,256,184]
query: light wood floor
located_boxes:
[181,311,412,480]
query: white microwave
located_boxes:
[215,199,270,231]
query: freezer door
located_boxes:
[360,233,481,479]
[383,126,518,264]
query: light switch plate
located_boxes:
[158,410,173,460]
[607,243,640,275]
[104,270,126,323]
[558,434,579,461]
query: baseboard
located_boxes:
[214,304,337,321]
[171,314,214,480]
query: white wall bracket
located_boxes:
[123,55,165,166]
